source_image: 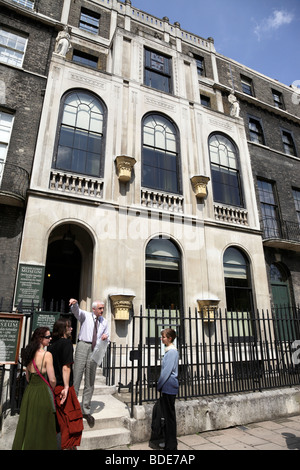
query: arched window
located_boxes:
[209,134,243,207]
[53,91,105,177]
[146,236,182,309]
[223,246,253,340]
[142,114,180,194]
[146,236,182,343]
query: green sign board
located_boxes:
[15,264,45,308]
[31,311,60,334]
[0,314,23,364]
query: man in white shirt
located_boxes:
[69,298,109,428]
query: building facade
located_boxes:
[2,0,299,345]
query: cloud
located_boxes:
[254,10,294,40]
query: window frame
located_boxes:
[142,113,181,195]
[79,7,100,35]
[0,110,14,185]
[292,188,300,227]
[52,90,107,179]
[248,116,265,145]
[223,246,254,342]
[209,133,244,208]
[12,0,34,9]
[144,48,172,94]
[257,178,281,239]
[272,89,285,109]
[281,129,297,157]
[0,27,28,68]
[200,94,211,107]
[193,54,205,77]
[73,49,98,69]
[240,75,254,97]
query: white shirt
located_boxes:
[71,303,109,344]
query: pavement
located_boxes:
[2,412,300,451]
[126,414,300,451]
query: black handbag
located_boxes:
[149,397,165,449]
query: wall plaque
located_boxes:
[0,314,23,364]
[31,311,60,334]
[15,264,45,308]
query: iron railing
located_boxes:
[262,216,300,243]
[0,162,29,202]
[1,304,300,426]
[102,306,300,416]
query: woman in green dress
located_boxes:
[12,327,57,450]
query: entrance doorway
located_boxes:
[270,263,295,341]
[43,223,95,342]
[43,239,81,312]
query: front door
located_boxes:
[270,263,294,341]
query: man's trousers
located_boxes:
[73,340,97,415]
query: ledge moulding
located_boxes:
[115,155,136,183]
[190,175,210,200]
[197,297,220,322]
[110,293,135,320]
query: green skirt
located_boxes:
[12,373,57,450]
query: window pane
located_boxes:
[90,112,103,133]
[56,146,72,169]
[87,133,102,153]
[73,50,98,68]
[59,125,74,148]
[62,105,77,127]
[86,152,100,176]
[77,104,90,129]
[72,149,86,174]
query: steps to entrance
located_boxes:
[78,369,131,450]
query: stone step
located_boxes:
[79,382,117,395]
[79,394,131,450]
[78,368,117,395]
[81,394,130,431]
[80,426,131,450]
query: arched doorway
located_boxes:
[43,238,81,312]
[43,223,94,340]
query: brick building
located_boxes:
[1,0,299,345]
[217,57,300,310]
[0,0,66,311]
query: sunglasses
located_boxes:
[43,335,51,339]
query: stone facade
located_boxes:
[1,0,299,345]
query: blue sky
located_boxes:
[131,0,299,87]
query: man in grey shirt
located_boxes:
[69,298,109,428]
